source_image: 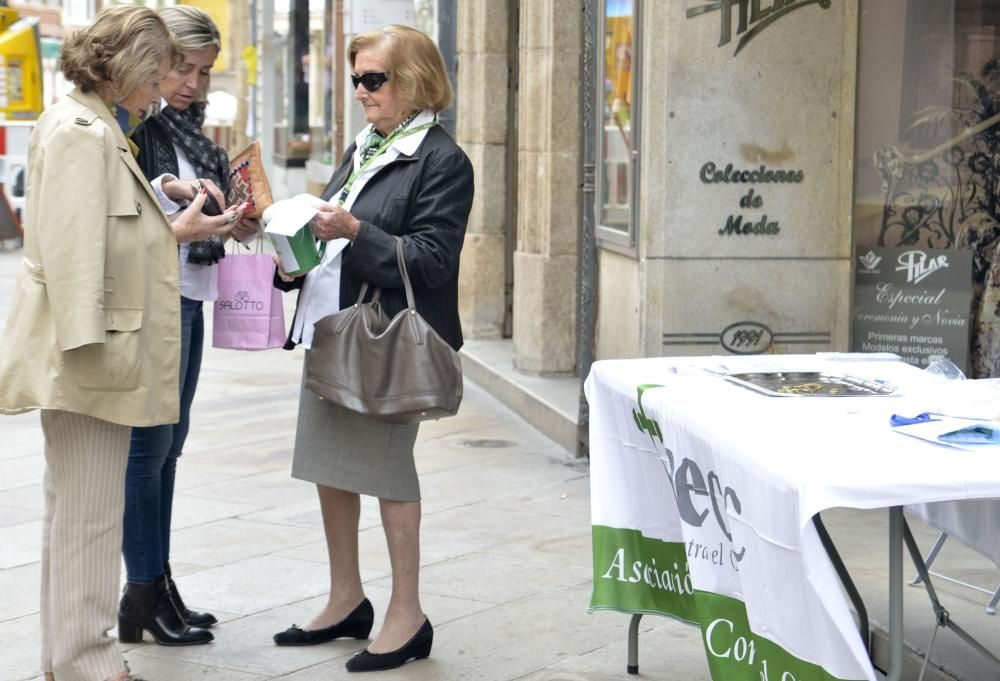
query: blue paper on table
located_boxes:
[889,412,938,427]
[938,424,1000,445]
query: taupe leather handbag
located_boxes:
[304,237,463,423]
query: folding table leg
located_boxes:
[627,613,642,674]
[908,528,1000,615]
[901,515,1000,672]
[887,507,904,681]
[910,531,947,586]
[813,514,870,655]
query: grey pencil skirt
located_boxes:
[291,366,421,502]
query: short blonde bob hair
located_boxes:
[160,5,222,55]
[60,5,176,98]
[348,25,452,113]
[160,5,221,103]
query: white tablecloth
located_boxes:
[907,500,1000,568]
[586,354,1000,681]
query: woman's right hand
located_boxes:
[272,255,299,282]
[172,189,243,243]
[162,177,226,214]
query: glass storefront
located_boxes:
[854,0,1000,377]
[271,0,327,167]
[596,0,641,251]
[267,0,426,170]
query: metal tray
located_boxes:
[723,371,896,397]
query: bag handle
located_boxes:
[347,237,422,343]
[393,237,418,312]
[351,237,416,310]
[354,283,381,306]
[394,237,425,345]
[227,223,264,256]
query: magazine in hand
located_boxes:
[227,141,274,219]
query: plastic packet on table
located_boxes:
[900,378,1000,421]
[924,354,967,381]
[817,352,904,362]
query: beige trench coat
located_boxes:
[0,88,181,427]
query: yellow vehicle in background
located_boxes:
[0,3,41,120]
[0,2,41,245]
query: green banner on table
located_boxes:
[591,526,861,681]
[696,592,860,681]
[590,525,697,622]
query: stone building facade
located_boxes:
[242,0,999,450]
[456,0,858,379]
[458,0,1000,367]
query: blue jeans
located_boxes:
[122,297,204,583]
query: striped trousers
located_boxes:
[40,410,130,681]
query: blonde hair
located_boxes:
[160,5,221,55]
[348,25,452,113]
[60,5,176,96]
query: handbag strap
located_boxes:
[349,237,415,311]
[227,223,264,256]
[354,282,381,306]
[345,236,424,344]
[394,237,418,311]
[395,237,425,345]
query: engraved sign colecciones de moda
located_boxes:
[698,162,805,237]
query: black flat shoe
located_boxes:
[165,561,217,628]
[273,598,374,646]
[345,618,433,672]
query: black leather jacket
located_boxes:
[276,124,475,352]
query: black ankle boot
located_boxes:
[118,578,214,646]
[164,561,218,628]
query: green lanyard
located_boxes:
[317,118,437,259]
[336,119,438,206]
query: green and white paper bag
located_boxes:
[262,194,326,276]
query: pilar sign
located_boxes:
[687,0,833,56]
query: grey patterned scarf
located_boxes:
[155,102,230,192]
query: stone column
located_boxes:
[456,0,511,339]
[230,0,250,155]
[512,0,582,375]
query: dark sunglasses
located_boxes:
[351,72,390,92]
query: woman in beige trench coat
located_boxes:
[0,6,242,680]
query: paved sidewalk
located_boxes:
[2,246,999,681]
[0,248,712,681]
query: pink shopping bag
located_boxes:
[212,254,286,350]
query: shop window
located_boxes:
[854,0,1000,377]
[856,0,1000,249]
[596,0,641,253]
[306,0,335,165]
[272,0,324,168]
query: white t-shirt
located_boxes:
[152,145,219,302]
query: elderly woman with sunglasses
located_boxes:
[271,25,473,673]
